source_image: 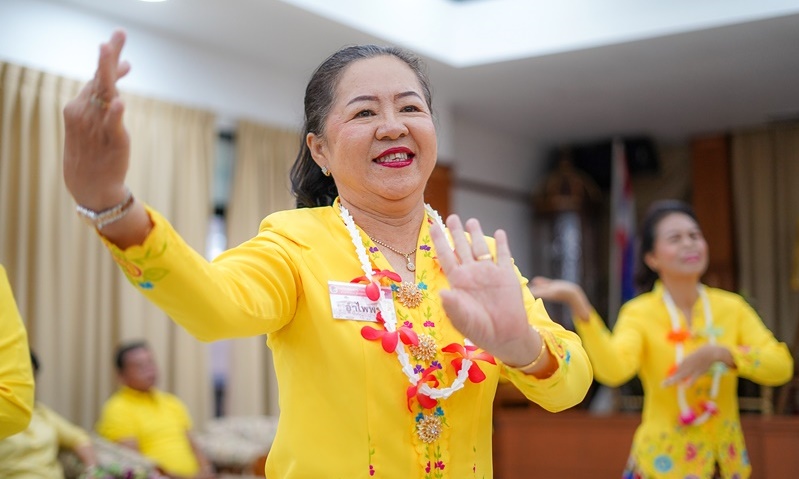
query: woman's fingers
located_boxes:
[93,30,127,103]
[465,218,494,262]
[493,228,512,267]
[430,220,457,275]
[433,215,512,273]
[446,214,474,264]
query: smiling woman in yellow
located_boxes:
[531,200,793,479]
[61,30,592,478]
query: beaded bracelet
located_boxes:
[515,326,548,374]
[75,188,135,230]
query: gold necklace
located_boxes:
[368,236,416,272]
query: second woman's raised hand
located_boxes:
[429,215,539,366]
[662,344,734,387]
[528,277,593,322]
[63,29,131,210]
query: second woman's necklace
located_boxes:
[662,285,723,426]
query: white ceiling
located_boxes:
[43,0,799,145]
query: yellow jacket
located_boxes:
[0,264,34,439]
[104,203,592,478]
[576,282,793,478]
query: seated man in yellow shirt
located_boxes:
[95,340,215,479]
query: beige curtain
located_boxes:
[731,123,799,347]
[224,119,298,416]
[0,61,216,430]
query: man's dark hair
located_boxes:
[115,340,150,372]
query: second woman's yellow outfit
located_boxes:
[103,202,592,479]
[576,282,793,479]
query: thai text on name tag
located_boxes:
[328,280,396,322]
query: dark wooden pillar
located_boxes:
[425,164,452,219]
[690,135,737,292]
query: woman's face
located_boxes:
[307,55,437,207]
[645,212,708,282]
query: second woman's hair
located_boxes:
[290,44,434,208]
[634,199,700,293]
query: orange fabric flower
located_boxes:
[667,329,691,343]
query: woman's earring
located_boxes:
[321,166,331,177]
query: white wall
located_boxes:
[0,0,542,273]
[450,117,548,278]
[0,0,302,130]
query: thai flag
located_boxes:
[608,138,636,324]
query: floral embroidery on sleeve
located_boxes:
[110,240,169,290]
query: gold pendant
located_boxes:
[406,257,416,272]
[396,281,423,309]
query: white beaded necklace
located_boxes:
[662,285,722,426]
[339,202,473,401]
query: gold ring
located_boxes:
[90,95,110,110]
[476,253,493,261]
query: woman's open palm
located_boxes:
[430,215,532,360]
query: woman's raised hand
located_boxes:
[429,215,541,367]
[63,29,131,211]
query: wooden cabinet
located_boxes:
[691,135,737,291]
[425,164,452,219]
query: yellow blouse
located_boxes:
[0,403,91,478]
[0,264,34,439]
[575,282,793,478]
[103,203,592,479]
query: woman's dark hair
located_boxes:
[30,350,39,375]
[290,44,434,208]
[634,199,700,293]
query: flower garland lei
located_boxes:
[340,202,494,410]
[663,285,723,426]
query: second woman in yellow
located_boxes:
[531,200,793,478]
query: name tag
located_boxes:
[328,280,397,323]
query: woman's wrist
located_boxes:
[95,200,154,249]
[571,289,593,322]
[513,327,547,373]
[72,184,130,212]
